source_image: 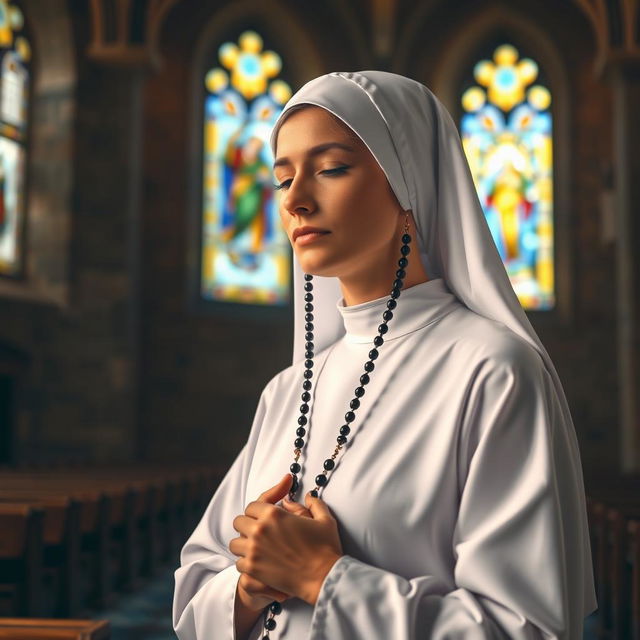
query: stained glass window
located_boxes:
[460,44,554,310]
[201,30,292,305]
[0,0,29,278]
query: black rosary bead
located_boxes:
[316,474,328,487]
[374,335,384,347]
[396,268,406,279]
[337,435,347,445]
[305,341,314,352]
[369,348,379,360]
[364,360,375,372]
[360,373,370,385]
[264,618,276,631]
[398,257,408,268]
[382,310,393,322]
[304,281,313,291]
[301,391,311,402]
[305,312,314,322]
[304,273,313,281]
[296,427,306,437]
[305,332,313,342]
[294,437,304,448]
[302,380,311,390]
[305,350,313,359]
[402,233,411,244]
[339,425,351,436]
[299,404,309,414]
[305,322,314,332]
[303,369,313,379]
[350,398,360,409]
[323,459,335,470]
[304,293,313,302]
[344,411,355,423]
[290,462,301,474]
[354,386,365,397]
[310,489,318,498]
[393,278,403,290]
[387,299,397,311]
[390,288,401,299]
[270,602,283,614]
[400,244,411,256]
[305,303,313,312]
[298,415,307,425]
[304,360,313,370]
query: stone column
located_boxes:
[608,60,640,471]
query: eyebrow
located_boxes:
[273,142,357,169]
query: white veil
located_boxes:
[268,70,595,616]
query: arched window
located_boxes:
[200,29,292,306]
[0,0,29,279]
[460,43,554,310]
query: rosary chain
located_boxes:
[261,213,412,638]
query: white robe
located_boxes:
[173,278,596,640]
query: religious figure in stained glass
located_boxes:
[460,44,554,310]
[0,0,29,278]
[201,30,292,305]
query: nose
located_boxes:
[281,176,316,217]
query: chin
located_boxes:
[296,255,341,278]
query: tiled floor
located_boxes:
[93,568,600,640]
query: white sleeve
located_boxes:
[307,349,593,640]
[172,384,272,640]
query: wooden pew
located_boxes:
[628,519,640,640]
[606,504,640,639]
[0,505,44,617]
[585,475,640,639]
[0,465,223,618]
[0,618,109,639]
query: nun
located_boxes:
[173,71,597,640]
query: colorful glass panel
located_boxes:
[460,44,554,310]
[0,0,29,277]
[201,30,292,305]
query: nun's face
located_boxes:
[274,106,407,294]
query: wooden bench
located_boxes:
[585,475,640,640]
[0,618,109,639]
[0,505,44,617]
[0,465,224,618]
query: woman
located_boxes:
[173,71,597,640]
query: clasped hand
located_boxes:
[229,473,343,609]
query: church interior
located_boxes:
[0,0,638,638]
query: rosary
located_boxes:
[260,213,412,638]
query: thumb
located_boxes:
[305,491,332,520]
[257,474,293,504]
[281,497,312,518]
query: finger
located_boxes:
[232,514,255,535]
[281,498,312,518]
[256,473,293,504]
[244,500,282,519]
[305,491,334,521]
[228,535,248,557]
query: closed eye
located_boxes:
[273,166,350,191]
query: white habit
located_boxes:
[173,277,595,639]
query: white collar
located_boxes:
[336,278,458,344]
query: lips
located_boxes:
[293,227,331,241]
